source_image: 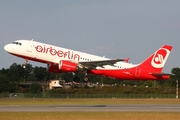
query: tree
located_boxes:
[23,64,33,80]
[7,63,21,81]
[33,66,48,81]
[169,67,180,87]
[0,74,9,93]
[60,73,74,82]
[0,68,9,75]
[29,83,42,94]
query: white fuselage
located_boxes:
[4,40,173,80]
[4,40,137,69]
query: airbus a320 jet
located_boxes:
[4,40,172,82]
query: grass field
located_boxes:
[0,98,180,105]
[0,98,180,120]
[0,112,180,120]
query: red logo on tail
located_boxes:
[151,48,170,68]
[153,49,167,64]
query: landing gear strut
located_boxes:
[83,72,89,82]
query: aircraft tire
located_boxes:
[84,77,88,82]
[73,77,80,82]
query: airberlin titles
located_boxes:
[35,45,80,61]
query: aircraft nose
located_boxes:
[4,44,10,52]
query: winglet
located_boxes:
[125,58,130,63]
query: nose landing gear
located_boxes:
[22,59,28,68]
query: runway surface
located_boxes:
[0,104,180,112]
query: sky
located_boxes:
[0,0,180,73]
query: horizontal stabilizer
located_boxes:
[149,72,174,76]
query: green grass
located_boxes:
[0,98,180,105]
[0,112,180,120]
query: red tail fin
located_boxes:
[139,45,172,72]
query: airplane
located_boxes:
[4,39,172,82]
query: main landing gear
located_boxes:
[84,76,88,82]
[73,73,89,83]
[73,76,80,82]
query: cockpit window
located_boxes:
[12,42,22,46]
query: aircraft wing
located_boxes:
[79,58,126,69]
[149,72,174,76]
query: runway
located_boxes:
[0,104,180,112]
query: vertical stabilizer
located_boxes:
[139,45,172,72]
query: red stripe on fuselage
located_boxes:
[88,69,169,80]
[9,53,53,64]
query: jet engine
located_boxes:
[58,60,78,72]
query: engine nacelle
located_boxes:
[47,60,78,73]
[47,64,61,73]
[59,60,77,72]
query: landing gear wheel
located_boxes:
[84,77,88,82]
[73,77,80,82]
[23,65,26,69]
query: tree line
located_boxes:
[0,63,180,93]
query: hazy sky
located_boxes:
[0,0,179,73]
